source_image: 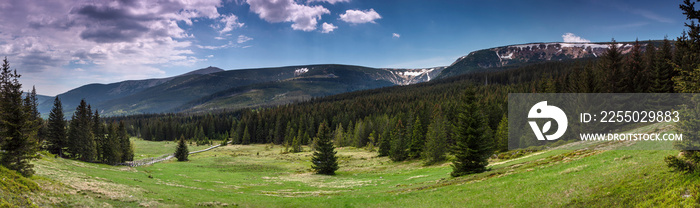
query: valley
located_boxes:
[15,123,699,207]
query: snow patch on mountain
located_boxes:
[294,68,309,76]
[382,67,446,85]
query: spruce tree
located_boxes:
[47,97,67,157]
[118,121,133,162]
[451,88,493,177]
[378,126,391,157]
[102,123,120,165]
[93,110,104,162]
[423,110,448,165]
[641,41,657,93]
[674,0,700,93]
[652,37,674,93]
[625,40,643,93]
[0,58,40,176]
[389,120,407,162]
[175,135,189,161]
[494,114,509,153]
[408,117,425,159]
[311,123,338,175]
[667,0,700,173]
[242,127,251,145]
[67,99,96,161]
[333,123,344,147]
[598,39,625,92]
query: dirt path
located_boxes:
[119,141,232,167]
[488,151,548,166]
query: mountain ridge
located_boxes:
[39,40,659,117]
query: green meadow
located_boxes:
[7,123,700,207]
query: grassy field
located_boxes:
[9,123,700,207]
[132,138,216,160]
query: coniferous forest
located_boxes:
[4,1,700,206]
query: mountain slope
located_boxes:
[37,66,223,115]
[177,65,402,112]
[438,41,650,78]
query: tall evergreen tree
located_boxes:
[175,135,189,161]
[666,0,700,173]
[674,0,700,92]
[641,41,657,93]
[652,37,675,93]
[625,39,643,93]
[451,88,493,177]
[93,110,104,161]
[118,121,133,162]
[47,97,67,157]
[377,126,391,157]
[67,99,96,161]
[598,39,625,92]
[423,109,448,165]
[389,120,407,162]
[0,58,40,176]
[311,123,338,175]
[494,114,509,153]
[407,117,425,159]
[102,123,120,164]
[242,127,251,145]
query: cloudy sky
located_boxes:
[0,0,687,95]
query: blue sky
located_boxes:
[0,0,687,95]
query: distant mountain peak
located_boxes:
[179,66,225,77]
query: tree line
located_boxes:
[107,35,680,176]
[46,98,134,165]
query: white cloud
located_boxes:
[307,0,350,4]
[321,22,337,33]
[197,41,236,50]
[392,33,400,38]
[562,33,590,43]
[339,9,381,24]
[237,35,253,43]
[219,14,244,34]
[246,0,330,31]
[0,0,227,95]
[206,54,214,58]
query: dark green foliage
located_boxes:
[175,135,189,162]
[651,37,675,93]
[451,88,493,177]
[242,127,251,145]
[408,117,425,159]
[674,0,700,93]
[118,121,133,162]
[290,130,302,153]
[599,39,626,92]
[102,123,121,165]
[389,120,407,162]
[67,99,96,162]
[377,127,391,157]
[625,40,643,93]
[667,0,700,173]
[311,123,338,175]
[423,109,448,165]
[0,58,40,177]
[494,114,509,153]
[47,97,67,157]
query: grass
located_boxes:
[6,123,700,207]
[132,137,218,160]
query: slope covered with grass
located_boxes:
[14,123,700,207]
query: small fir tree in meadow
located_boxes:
[311,123,338,175]
[175,135,189,162]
